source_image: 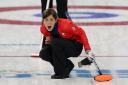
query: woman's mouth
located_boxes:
[47,26,52,31]
[48,26,52,29]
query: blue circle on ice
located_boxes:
[16,73,32,78]
[34,12,118,19]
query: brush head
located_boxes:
[94,74,112,82]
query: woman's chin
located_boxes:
[47,27,53,31]
[47,29,52,31]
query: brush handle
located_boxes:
[91,57,102,75]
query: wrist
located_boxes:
[85,50,91,54]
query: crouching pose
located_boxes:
[39,8,92,79]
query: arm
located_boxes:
[68,22,91,51]
[70,23,96,61]
[78,28,91,51]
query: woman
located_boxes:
[39,8,92,79]
[41,0,70,46]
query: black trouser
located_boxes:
[39,38,83,75]
[41,0,53,13]
[41,0,68,19]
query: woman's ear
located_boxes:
[55,19,57,23]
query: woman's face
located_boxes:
[43,15,57,31]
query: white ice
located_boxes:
[0,0,128,85]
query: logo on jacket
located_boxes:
[62,33,65,36]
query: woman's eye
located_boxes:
[45,19,49,21]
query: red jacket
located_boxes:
[40,19,91,51]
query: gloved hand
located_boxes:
[85,50,95,61]
[78,50,95,68]
[78,57,92,67]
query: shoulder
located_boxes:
[40,24,45,32]
[57,18,72,24]
[57,18,75,28]
[40,24,50,36]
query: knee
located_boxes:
[39,45,52,61]
[39,50,51,62]
[39,49,47,60]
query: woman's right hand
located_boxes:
[45,36,52,44]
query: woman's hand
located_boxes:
[45,36,52,44]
